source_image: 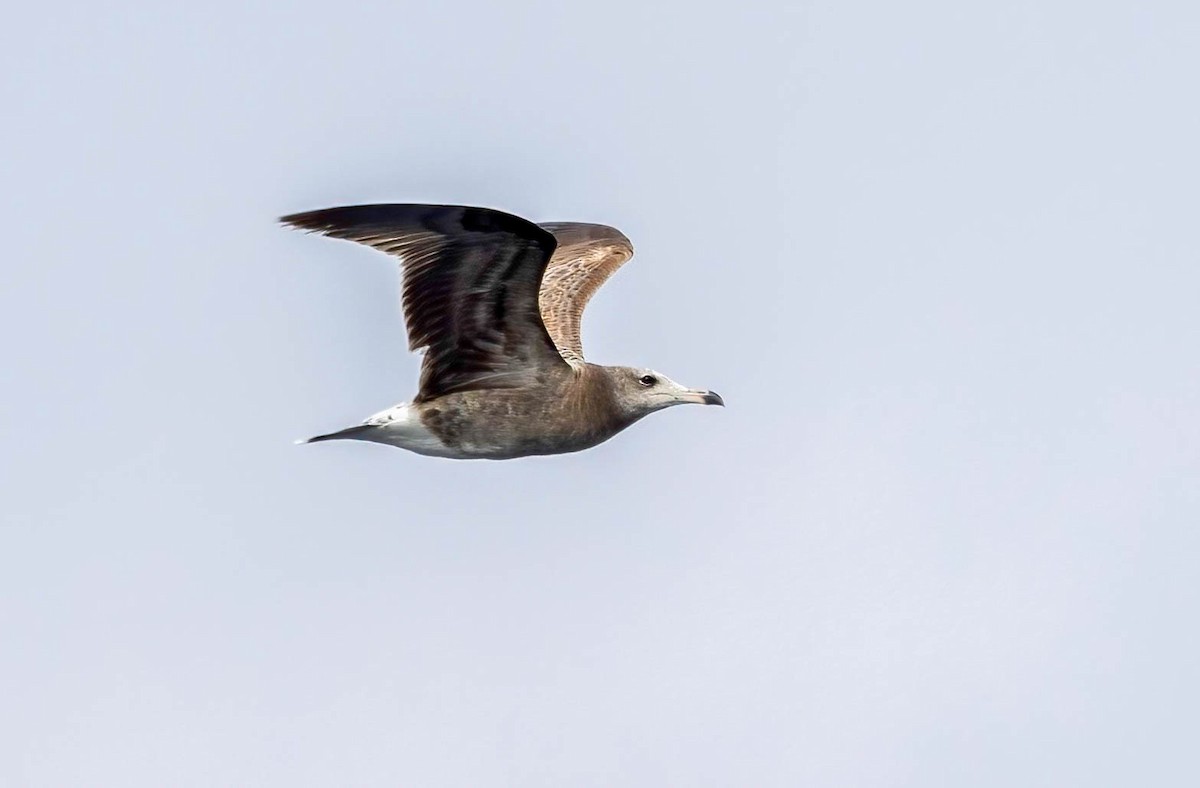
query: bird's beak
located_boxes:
[678,389,725,406]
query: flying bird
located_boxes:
[283,204,723,459]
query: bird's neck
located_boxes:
[565,365,638,437]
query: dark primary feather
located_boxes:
[281,204,568,401]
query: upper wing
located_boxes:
[536,222,634,366]
[282,204,568,401]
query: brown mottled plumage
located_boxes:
[537,222,634,367]
[282,204,722,460]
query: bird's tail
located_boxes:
[297,424,377,444]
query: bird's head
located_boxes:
[607,366,724,418]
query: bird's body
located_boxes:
[334,365,631,459]
[283,203,721,460]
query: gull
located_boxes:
[283,204,723,459]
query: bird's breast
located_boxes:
[415,383,629,459]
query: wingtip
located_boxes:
[279,206,380,234]
[279,210,321,230]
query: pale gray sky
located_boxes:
[3,1,1198,785]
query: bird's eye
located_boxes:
[638,374,658,387]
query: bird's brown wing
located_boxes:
[536,222,634,366]
[283,204,568,401]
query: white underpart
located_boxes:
[359,403,461,458]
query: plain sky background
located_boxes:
[3,1,1198,785]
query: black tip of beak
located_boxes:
[702,391,725,407]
